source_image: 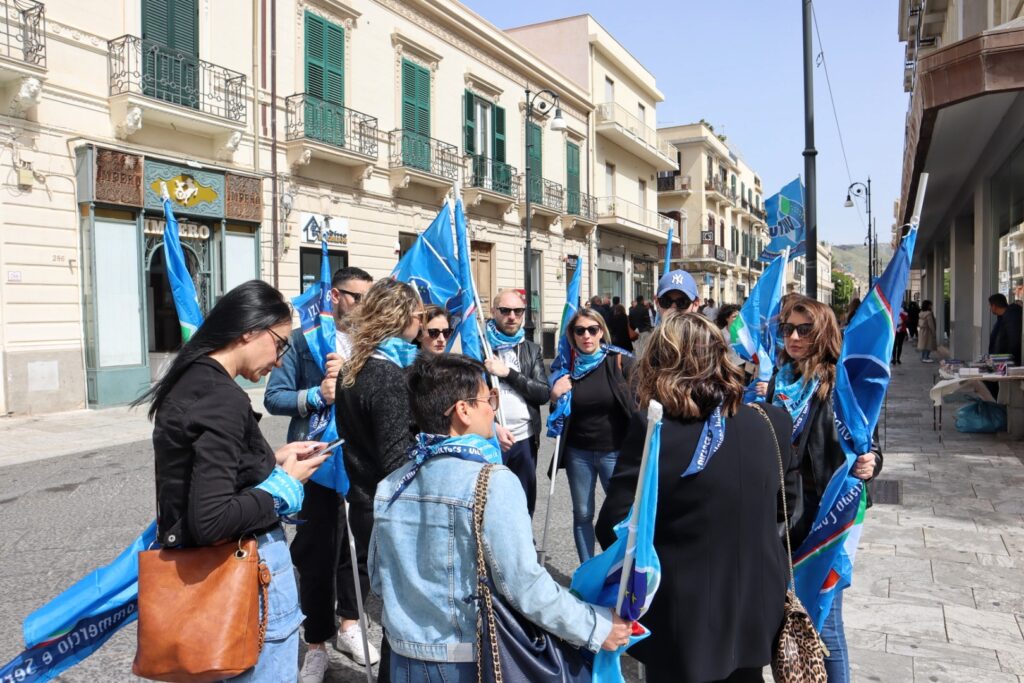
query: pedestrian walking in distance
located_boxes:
[917,299,937,362]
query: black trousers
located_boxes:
[893,330,908,362]
[347,493,391,680]
[502,435,540,516]
[289,481,367,644]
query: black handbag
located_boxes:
[472,464,593,683]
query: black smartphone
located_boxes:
[304,437,345,459]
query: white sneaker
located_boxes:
[335,623,381,666]
[299,647,329,683]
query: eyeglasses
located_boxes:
[443,389,500,416]
[572,325,601,337]
[336,288,363,303]
[497,306,526,317]
[780,322,814,338]
[267,328,291,360]
[657,294,691,311]
[425,328,453,339]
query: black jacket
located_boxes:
[496,339,550,440]
[153,358,278,548]
[335,358,417,504]
[628,305,652,333]
[596,404,794,682]
[989,303,1023,365]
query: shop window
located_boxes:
[95,218,144,367]
[398,232,418,259]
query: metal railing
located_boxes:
[388,129,460,180]
[752,206,767,221]
[108,35,247,122]
[285,94,378,158]
[705,176,726,196]
[597,196,678,235]
[657,174,691,193]
[467,155,519,198]
[566,188,596,221]
[525,175,563,212]
[1,0,44,66]
[595,102,676,160]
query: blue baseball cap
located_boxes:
[657,269,699,300]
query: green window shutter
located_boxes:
[402,60,429,136]
[492,105,505,163]
[527,122,542,202]
[401,60,417,131]
[141,0,171,46]
[324,23,344,105]
[305,13,326,100]
[171,0,198,55]
[566,141,580,214]
[464,91,475,155]
[415,63,430,137]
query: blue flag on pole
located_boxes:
[392,203,463,318]
[292,238,348,494]
[451,199,484,361]
[759,178,805,262]
[792,224,919,630]
[162,195,205,340]
[545,258,582,437]
[663,224,674,276]
[728,249,788,402]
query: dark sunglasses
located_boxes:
[267,328,291,360]
[657,294,692,310]
[780,322,814,338]
[336,288,363,303]
[497,306,526,317]
[572,325,601,337]
[443,389,500,416]
[425,327,453,339]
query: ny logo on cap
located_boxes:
[672,273,684,284]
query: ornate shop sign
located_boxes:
[225,174,263,222]
[143,159,225,217]
[143,217,212,240]
[95,149,143,206]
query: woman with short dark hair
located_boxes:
[416,304,453,357]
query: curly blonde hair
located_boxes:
[341,279,421,388]
[634,310,744,419]
[777,295,841,400]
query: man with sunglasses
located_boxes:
[482,290,551,515]
[655,269,702,317]
[264,266,378,681]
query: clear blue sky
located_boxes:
[464,0,908,247]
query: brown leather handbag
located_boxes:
[132,538,271,683]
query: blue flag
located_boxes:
[292,238,348,494]
[570,404,662,683]
[546,258,582,437]
[451,199,484,361]
[792,224,919,629]
[663,224,674,276]
[759,178,805,262]
[392,204,463,318]
[0,522,157,682]
[728,250,788,401]
[162,195,204,341]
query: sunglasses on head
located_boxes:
[780,322,814,338]
[572,325,601,337]
[425,327,453,339]
[497,306,526,317]
[657,293,692,310]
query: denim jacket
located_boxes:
[264,330,323,443]
[369,457,613,662]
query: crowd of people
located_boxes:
[141,265,886,683]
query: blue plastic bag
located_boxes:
[955,396,1006,433]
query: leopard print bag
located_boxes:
[749,404,829,683]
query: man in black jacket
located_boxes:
[988,293,1023,366]
[483,289,551,515]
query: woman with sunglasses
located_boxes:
[549,310,636,563]
[417,305,453,356]
[135,280,331,680]
[765,296,882,683]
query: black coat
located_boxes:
[989,303,1023,366]
[497,339,550,439]
[596,404,794,682]
[153,358,278,548]
[609,312,634,351]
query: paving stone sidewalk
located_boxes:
[846,357,1024,682]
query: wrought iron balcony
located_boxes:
[388,129,459,181]
[1,0,44,68]
[566,188,596,222]
[467,155,519,198]
[108,35,247,122]
[597,196,678,237]
[657,174,691,193]
[525,175,563,213]
[285,93,378,158]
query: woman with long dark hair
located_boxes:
[136,280,331,680]
[416,304,453,357]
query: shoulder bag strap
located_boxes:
[472,464,502,683]
[749,403,795,590]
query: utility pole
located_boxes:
[802,0,818,299]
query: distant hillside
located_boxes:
[830,243,894,286]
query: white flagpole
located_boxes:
[343,499,375,683]
[911,173,929,226]
[536,434,560,565]
[614,400,663,615]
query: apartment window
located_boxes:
[464,91,509,194]
[398,232,418,259]
[604,76,614,103]
[706,155,713,180]
[605,162,615,197]
[639,179,647,211]
[142,0,199,108]
[637,102,646,124]
[741,182,745,202]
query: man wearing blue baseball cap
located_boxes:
[655,269,701,316]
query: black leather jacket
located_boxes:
[496,339,550,440]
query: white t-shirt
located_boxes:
[335,329,353,361]
[497,346,533,442]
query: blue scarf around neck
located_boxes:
[373,337,419,368]
[680,405,727,477]
[772,363,819,443]
[485,319,525,352]
[388,433,502,504]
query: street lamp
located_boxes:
[845,177,873,284]
[522,88,565,342]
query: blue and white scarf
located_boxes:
[546,345,631,437]
[772,363,819,443]
[680,405,726,477]
[388,433,502,504]
[373,337,419,368]
[485,319,525,352]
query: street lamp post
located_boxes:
[522,88,566,342]
[845,177,873,285]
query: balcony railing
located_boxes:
[285,93,378,158]
[751,206,767,221]
[597,196,678,235]
[467,155,519,198]
[566,189,597,221]
[595,102,676,160]
[1,0,45,66]
[108,35,247,122]
[525,175,563,212]
[657,174,692,193]
[388,129,459,180]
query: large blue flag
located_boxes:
[162,193,204,341]
[545,257,582,437]
[570,402,662,683]
[292,238,348,494]
[759,178,805,262]
[451,199,484,361]
[792,224,919,630]
[0,522,157,682]
[392,204,463,317]
[729,249,788,402]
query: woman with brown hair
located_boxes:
[597,311,793,683]
[416,304,453,357]
[765,295,882,683]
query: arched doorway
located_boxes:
[145,234,211,379]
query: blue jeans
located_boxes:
[390,651,476,683]
[820,591,849,683]
[564,448,619,563]
[921,349,932,360]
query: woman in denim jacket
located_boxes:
[370,354,630,681]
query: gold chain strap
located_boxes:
[472,464,502,683]
[749,403,795,589]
